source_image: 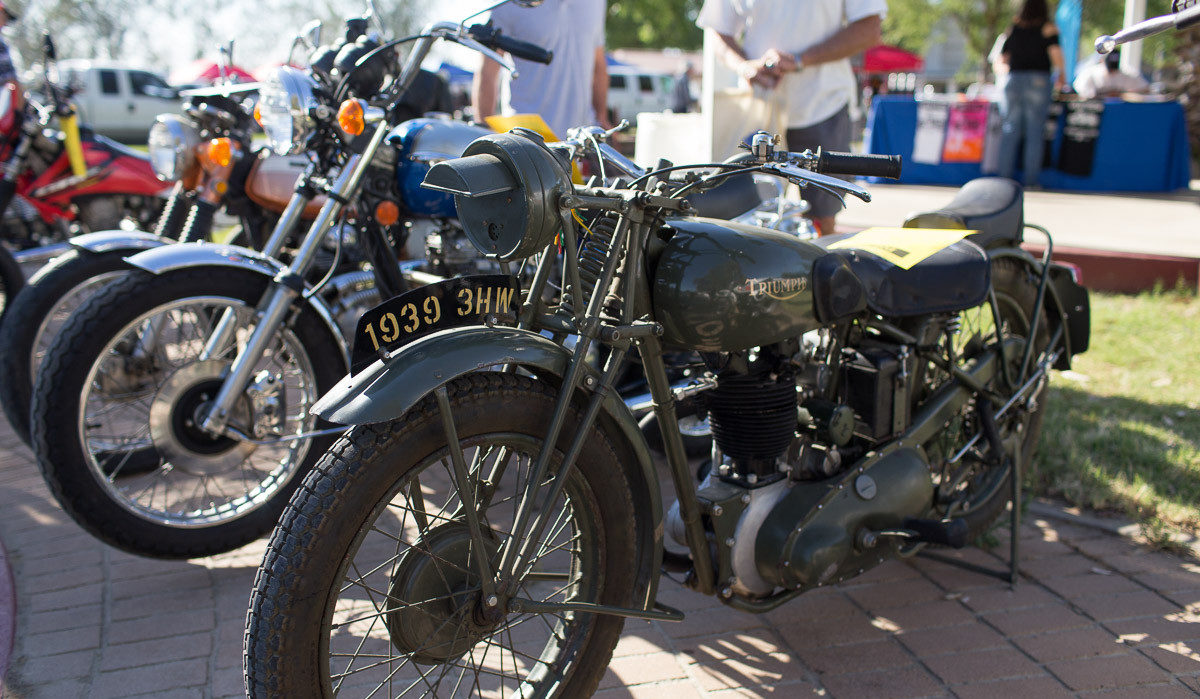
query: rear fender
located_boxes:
[123,241,350,368]
[69,229,166,254]
[989,247,1089,369]
[314,325,665,611]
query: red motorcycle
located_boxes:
[0,35,166,250]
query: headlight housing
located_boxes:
[147,114,200,182]
[257,66,319,155]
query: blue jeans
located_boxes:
[997,71,1052,187]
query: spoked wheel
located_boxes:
[0,248,133,445]
[920,258,1050,537]
[0,243,23,323]
[246,372,640,698]
[31,267,345,557]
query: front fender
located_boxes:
[123,240,280,276]
[70,229,166,254]
[314,325,665,611]
[124,241,351,368]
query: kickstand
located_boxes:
[919,455,1021,589]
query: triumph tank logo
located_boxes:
[735,276,809,300]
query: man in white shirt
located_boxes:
[1072,50,1149,100]
[698,0,886,236]
[472,0,611,139]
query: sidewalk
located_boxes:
[1,406,1199,697]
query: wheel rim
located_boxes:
[76,294,319,528]
[322,434,600,697]
[31,270,126,382]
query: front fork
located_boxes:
[197,124,390,438]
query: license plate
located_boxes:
[350,274,520,374]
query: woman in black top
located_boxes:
[994,0,1065,188]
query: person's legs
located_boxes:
[996,72,1026,180]
[1019,72,1052,188]
[785,105,851,236]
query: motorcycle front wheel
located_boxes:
[0,248,132,445]
[0,243,23,322]
[246,372,639,698]
[30,266,345,558]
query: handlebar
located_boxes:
[468,23,554,65]
[815,149,903,180]
[1096,2,1200,53]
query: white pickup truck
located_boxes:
[56,60,182,143]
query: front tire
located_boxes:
[246,372,640,698]
[0,248,133,445]
[31,266,346,558]
[0,243,23,322]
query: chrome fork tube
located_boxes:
[199,191,314,362]
[199,125,389,437]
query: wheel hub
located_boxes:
[385,523,501,664]
[148,360,257,476]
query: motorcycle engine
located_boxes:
[666,343,934,599]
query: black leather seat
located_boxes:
[903,177,1024,249]
[814,231,991,318]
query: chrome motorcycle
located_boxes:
[244,125,1090,696]
[28,11,549,558]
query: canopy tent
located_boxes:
[182,60,257,85]
[860,45,924,73]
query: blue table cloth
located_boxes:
[865,95,1192,192]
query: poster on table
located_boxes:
[912,101,948,165]
[1057,100,1104,176]
[941,101,990,163]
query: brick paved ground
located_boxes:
[1,412,1199,698]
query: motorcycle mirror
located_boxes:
[298,19,322,50]
[42,34,56,61]
[512,0,544,6]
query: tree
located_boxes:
[606,0,704,50]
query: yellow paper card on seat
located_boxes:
[826,228,975,270]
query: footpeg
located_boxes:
[901,517,970,548]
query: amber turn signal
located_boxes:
[204,138,234,168]
[338,99,366,137]
[253,103,262,126]
[374,200,401,227]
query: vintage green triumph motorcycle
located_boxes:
[244,126,1089,696]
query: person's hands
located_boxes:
[1053,73,1066,93]
[739,52,786,89]
[763,48,799,73]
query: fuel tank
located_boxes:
[244,152,326,219]
[388,118,492,218]
[652,217,825,352]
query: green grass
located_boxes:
[1032,282,1200,548]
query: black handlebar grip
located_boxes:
[816,148,903,180]
[491,32,553,65]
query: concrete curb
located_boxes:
[1028,497,1200,560]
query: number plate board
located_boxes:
[350,274,520,374]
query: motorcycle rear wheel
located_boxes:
[246,372,639,698]
[923,258,1050,538]
[0,248,132,445]
[30,266,345,558]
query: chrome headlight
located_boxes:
[258,66,319,154]
[147,114,200,182]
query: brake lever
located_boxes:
[456,33,519,78]
[762,162,872,203]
